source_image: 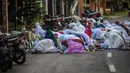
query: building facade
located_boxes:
[89,0,106,14]
[43,0,85,17]
[89,0,129,14]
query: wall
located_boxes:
[89,0,106,14]
[78,0,84,16]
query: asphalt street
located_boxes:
[111,51,130,73]
[5,52,110,73]
[2,51,130,73]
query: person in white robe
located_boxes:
[104,28,125,48]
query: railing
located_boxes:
[0,26,3,32]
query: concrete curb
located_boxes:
[104,15,127,20]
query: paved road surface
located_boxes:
[111,51,130,73]
[5,52,110,73]
[3,51,130,73]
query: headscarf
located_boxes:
[103,20,112,27]
[35,22,46,39]
[85,22,92,38]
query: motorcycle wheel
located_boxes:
[7,58,13,69]
[14,49,26,65]
[0,60,8,72]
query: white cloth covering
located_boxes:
[105,31,124,48]
[35,22,46,39]
[124,20,130,27]
[103,21,112,28]
[111,25,130,40]
[32,39,58,53]
[68,22,85,32]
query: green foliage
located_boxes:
[17,0,45,25]
[31,16,44,26]
[104,11,128,16]
[64,0,74,5]
[9,23,24,32]
[63,0,75,16]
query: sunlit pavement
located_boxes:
[4,51,130,73]
[6,52,110,73]
[110,51,130,73]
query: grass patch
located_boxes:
[103,11,129,19]
[104,11,128,16]
[104,17,110,19]
[113,12,128,16]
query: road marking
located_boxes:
[108,65,116,72]
[107,52,112,58]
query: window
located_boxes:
[106,2,111,8]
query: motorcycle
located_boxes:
[0,33,26,72]
[82,9,103,20]
[7,34,26,65]
[60,16,78,29]
[0,36,12,72]
[43,15,63,31]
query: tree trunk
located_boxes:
[63,0,74,16]
[98,0,100,12]
[2,0,8,33]
[103,0,106,14]
[111,1,114,12]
